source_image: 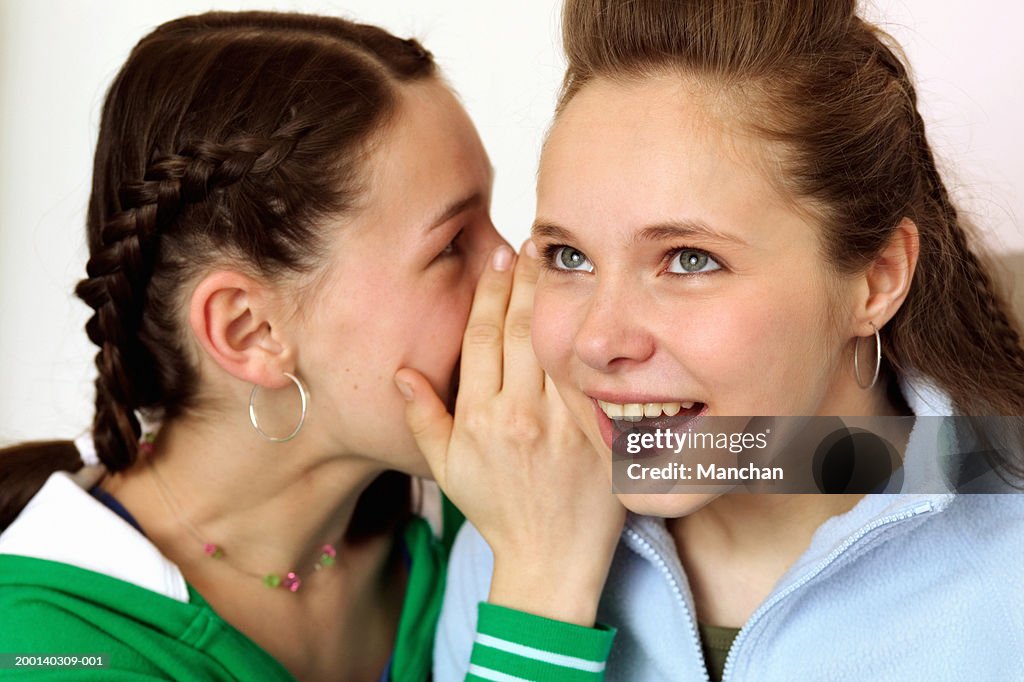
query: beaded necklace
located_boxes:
[142,432,337,592]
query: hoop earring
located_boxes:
[249,372,308,442]
[854,322,882,390]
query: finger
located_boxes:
[502,239,546,395]
[460,245,516,397]
[395,368,454,487]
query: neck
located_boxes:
[666,370,912,627]
[668,493,864,628]
[105,413,390,584]
[672,493,863,562]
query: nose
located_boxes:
[573,282,656,372]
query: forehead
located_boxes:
[538,75,799,240]
[353,80,492,238]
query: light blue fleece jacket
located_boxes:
[434,378,1024,681]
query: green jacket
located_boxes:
[0,472,613,681]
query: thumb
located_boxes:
[394,368,454,485]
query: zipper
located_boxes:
[720,500,936,681]
[624,527,711,682]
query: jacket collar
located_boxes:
[0,471,189,601]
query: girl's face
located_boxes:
[296,81,505,477]
[533,75,857,516]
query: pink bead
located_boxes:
[139,442,155,455]
[283,572,302,592]
[203,543,219,556]
[321,544,337,558]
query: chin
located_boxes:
[615,492,721,518]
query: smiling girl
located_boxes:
[435,1,1024,680]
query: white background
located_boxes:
[1,0,1021,443]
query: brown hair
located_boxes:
[1,11,436,532]
[557,0,1024,476]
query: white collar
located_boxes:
[898,372,954,418]
[0,471,189,602]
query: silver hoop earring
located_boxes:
[249,372,308,442]
[854,322,882,390]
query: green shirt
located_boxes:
[699,622,741,682]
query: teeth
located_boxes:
[598,399,699,420]
[599,400,623,418]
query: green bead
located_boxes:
[319,554,335,567]
[263,574,281,588]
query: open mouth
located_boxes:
[592,398,708,452]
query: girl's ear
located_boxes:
[188,270,296,389]
[851,218,920,333]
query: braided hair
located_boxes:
[75,121,319,470]
[1,11,435,530]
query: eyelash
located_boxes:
[438,229,464,259]
[539,243,574,271]
[539,244,724,276]
[663,245,723,276]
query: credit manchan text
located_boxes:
[626,462,785,481]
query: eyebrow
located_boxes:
[532,219,749,247]
[531,221,575,243]
[637,221,749,247]
[425,191,485,232]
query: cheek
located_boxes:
[399,281,474,397]
[666,281,835,412]
[328,274,469,381]
[532,285,601,443]
[531,284,578,379]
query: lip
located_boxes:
[585,390,703,405]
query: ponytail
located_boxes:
[0,441,82,532]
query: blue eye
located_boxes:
[667,249,721,274]
[552,246,594,273]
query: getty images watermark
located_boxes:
[611,416,1024,494]
[623,427,777,482]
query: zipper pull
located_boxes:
[911,501,934,515]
